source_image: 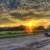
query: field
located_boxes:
[0,31,25,38]
[0,31,41,38]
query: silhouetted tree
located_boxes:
[0,25,24,31]
[47,25,50,32]
[33,26,46,33]
[16,25,24,31]
[36,26,45,30]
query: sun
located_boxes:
[22,19,38,32]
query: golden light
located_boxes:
[0,17,50,33]
[22,19,40,32]
[22,19,50,33]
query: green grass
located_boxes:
[0,31,41,38]
[0,31,27,38]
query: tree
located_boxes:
[36,26,45,30]
[34,26,46,33]
[47,25,50,32]
[16,25,24,31]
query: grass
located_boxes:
[0,31,27,38]
[0,31,39,38]
[0,31,41,38]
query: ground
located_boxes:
[0,34,50,50]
